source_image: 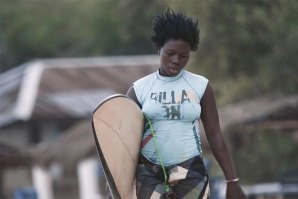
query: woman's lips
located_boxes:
[169,67,179,73]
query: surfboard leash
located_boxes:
[144,114,170,193]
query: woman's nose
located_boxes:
[171,55,179,64]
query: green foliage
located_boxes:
[0,0,166,71]
[232,129,298,183]
[170,0,298,103]
[0,0,98,70]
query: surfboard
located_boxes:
[91,94,144,199]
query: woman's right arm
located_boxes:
[126,86,142,108]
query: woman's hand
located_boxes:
[226,182,247,199]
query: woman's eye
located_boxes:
[180,55,189,59]
[166,51,174,56]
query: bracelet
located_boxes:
[225,178,239,183]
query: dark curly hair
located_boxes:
[150,9,200,51]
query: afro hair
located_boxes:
[150,9,200,51]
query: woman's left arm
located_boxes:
[200,83,246,199]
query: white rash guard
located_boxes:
[133,69,208,166]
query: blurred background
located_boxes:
[0,0,297,199]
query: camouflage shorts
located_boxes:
[136,155,210,199]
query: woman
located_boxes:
[127,9,246,199]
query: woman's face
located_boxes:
[159,39,190,77]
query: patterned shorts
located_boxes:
[136,155,210,199]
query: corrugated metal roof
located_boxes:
[0,55,159,127]
[218,94,298,132]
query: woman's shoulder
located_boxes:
[183,70,209,97]
[134,71,156,84]
[183,70,208,82]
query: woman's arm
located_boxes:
[126,86,142,108]
[200,83,246,198]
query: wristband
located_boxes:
[225,178,239,183]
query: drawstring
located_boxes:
[144,114,170,193]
